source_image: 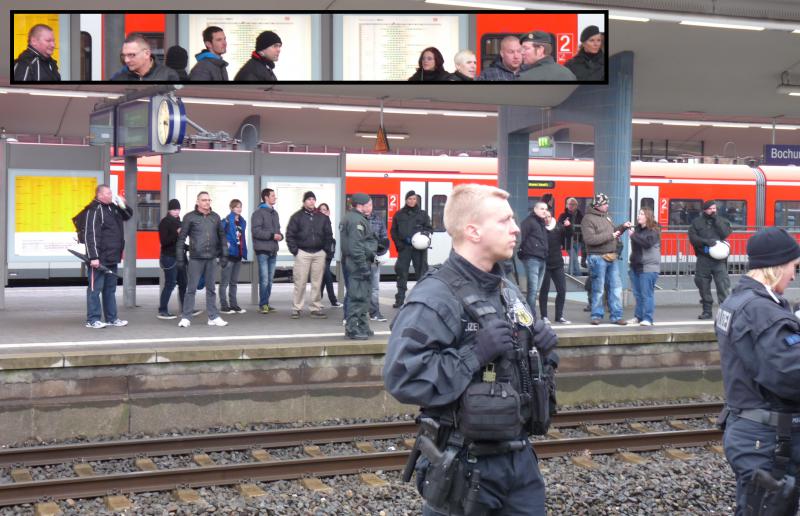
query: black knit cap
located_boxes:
[580,25,600,43]
[256,31,282,52]
[747,227,800,269]
[302,191,316,202]
[168,198,181,210]
[405,190,417,200]
[165,45,188,70]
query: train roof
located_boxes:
[758,166,800,182]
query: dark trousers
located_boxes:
[319,256,338,305]
[219,258,242,309]
[695,255,730,312]
[395,247,427,303]
[158,255,187,313]
[539,266,566,320]
[344,261,371,337]
[182,258,219,320]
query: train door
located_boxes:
[629,185,659,223]
[427,182,452,265]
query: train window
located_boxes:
[715,200,747,227]
[369,195,388,231]
[640,197,655,212]
[431,194,447,233]
[668,199,702,228]
[80,31,91,81]
[775,201,800,229]
[137,190,160,231]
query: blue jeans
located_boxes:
[588,254,623,321]
[524,258,546,314]
[257,253,277,307]
[568,241,581,276]
[629,270,658,323]
[86,264,119,323]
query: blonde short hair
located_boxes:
[747,265,789,290]
[454,49,476,67]
[444,183,509,242]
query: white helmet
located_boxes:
[709,240,730,260]
[411,232,431,250]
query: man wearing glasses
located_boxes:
[111,33,179,81]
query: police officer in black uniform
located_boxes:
[715,227,800,515]
[385,184,558,515]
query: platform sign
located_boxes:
[186,14,313,80]
[764,145,800,166]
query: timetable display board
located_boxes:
[12,13,60,64]
[186,14,313,80]
[338,14,463,81]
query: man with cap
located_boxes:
[565,25,605,81]
[581,193,632,325]
[518,31,576,81]
[689,200,732,319]
[189,26,229,81]
[285,191,333,319]
[14,24,60,81]
[157,199,186,319]
[234,30,281,81]
[165,45,189,80]
[715,227,800,514]
[390,191,433,308]
[340,193,379,339]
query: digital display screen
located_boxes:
[89,108,114,145]
[118,101,150,152]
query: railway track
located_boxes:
[0,402,724,507]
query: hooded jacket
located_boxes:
[518,56,577,81]
[110,59,179,81]
[390,204,433,253]
[222,212,247,260]
[84,200,133,265]
[251,203,282,255]
[565,48,605,81]
[582,206,624,255]
[14,47,61,82]
[189,51,229,81]
[234,52,277,81]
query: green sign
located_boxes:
[528,181,555,189]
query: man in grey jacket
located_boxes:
[581,193,631,325]
[251,188,283,313]
[189,26,229,81]
[176,191,228,327]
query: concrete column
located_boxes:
[104,14,125,80]
[123,155,138,308]
[0,141,7,310]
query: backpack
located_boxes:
[72,202,93,244]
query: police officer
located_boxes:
[689,200,732,319]
[341,193,378,340]
[385,184,558,515]
[716,227,800,515]
[391,190,433,308]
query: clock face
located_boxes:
[157,99,172,145]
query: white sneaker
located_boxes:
[178,318,191,328]
[556,317,571,324]
[108,319,128,327]
[626,318,640,325]
[542,317,550,323]
[640,320,653,326]
[208,317,228,327]
[85,321,107,329]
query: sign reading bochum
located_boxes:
[764,144,800,166]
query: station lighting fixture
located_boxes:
[0,87,121,98]
[678,20,764,31]
[356,131,410,140]
[609,15,650,22]
[633,118,800,130]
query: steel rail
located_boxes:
[0,428,722,507]
[0,403,722,467]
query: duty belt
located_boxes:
[467,439,528,457]
[734,408,800,428]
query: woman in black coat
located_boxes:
[539,211,570,323]
[408,47,450,81]
[565,25,604,81]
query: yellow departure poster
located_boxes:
[13,14,60,64]
[14,175,97,256]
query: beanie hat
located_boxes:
[592,193,609,207]
[168,198,181,210]
[165,45,188,70]
[580,25,600,43]
[255,31,282,52]
[702,200,717,210]
[405,190,417,200]
[747,227,800,269]
[351,193,371,206]
[302,191,316,202]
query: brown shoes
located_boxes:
[612,319,628,326]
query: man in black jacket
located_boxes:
[110,33,179,81]
[286,191,333,319]
[234,30,281,81]
[688,200,732,319]
[14,24,60,81]
[390,191,433,308]
[84,185,133,329]
[176,191,228,328]
[189,26,229,81]
[519,201,549,315]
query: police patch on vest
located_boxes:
[715,308,732,333]
[514,299,533,327]
[785,334,800,347]
[357,224,364,232]
[463,319,479,333]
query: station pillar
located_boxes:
[123,156,138,308]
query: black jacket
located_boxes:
[286,208,333,255]
[518,213,548,261]
[84,200,133,265]
[234,53,277,81]
[14,47,61,81]
[557,208,583,249]
[407,69,451,81]
[176,209,226,261]
[390,205,433,253]
[110,59,179,81]
[565,49,605,81]
[189,51,229,81]
[158,214,181,257]
[688,212,732,258]
[544,223,565,269]
[447,71,474,81]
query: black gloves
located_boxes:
[532,319,558,356]
[473,319,515,367]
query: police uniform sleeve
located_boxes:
[744,308,800,402]
[345,216,370,273]
[383,289,483,408]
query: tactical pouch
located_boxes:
[458,381,523,441]
[528,349,554,435]
[743,469,800,516]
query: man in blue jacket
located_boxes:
[189,26,229,81]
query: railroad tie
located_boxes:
[664,448,695,461]
[173,488,204,504]
[401,438,416,450]
[583,425,608,436]
[546,429,564,439]
[355,441,378,454]
[667,420,691,431]
[105,495,132,512]
[34,502,62,516]
[134,457,158,471]
[301,477,334,494]
[237,483,268,499]
[10,468,33,482]
[709,444,725,456]
[571,454,600,470]
[303,445,326,458]
[73,463,95,477]
[250,448,274,462]
[616,451,648,465]
[192,453,215,467]
[360,473,390,488]
[627,422,649,433]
